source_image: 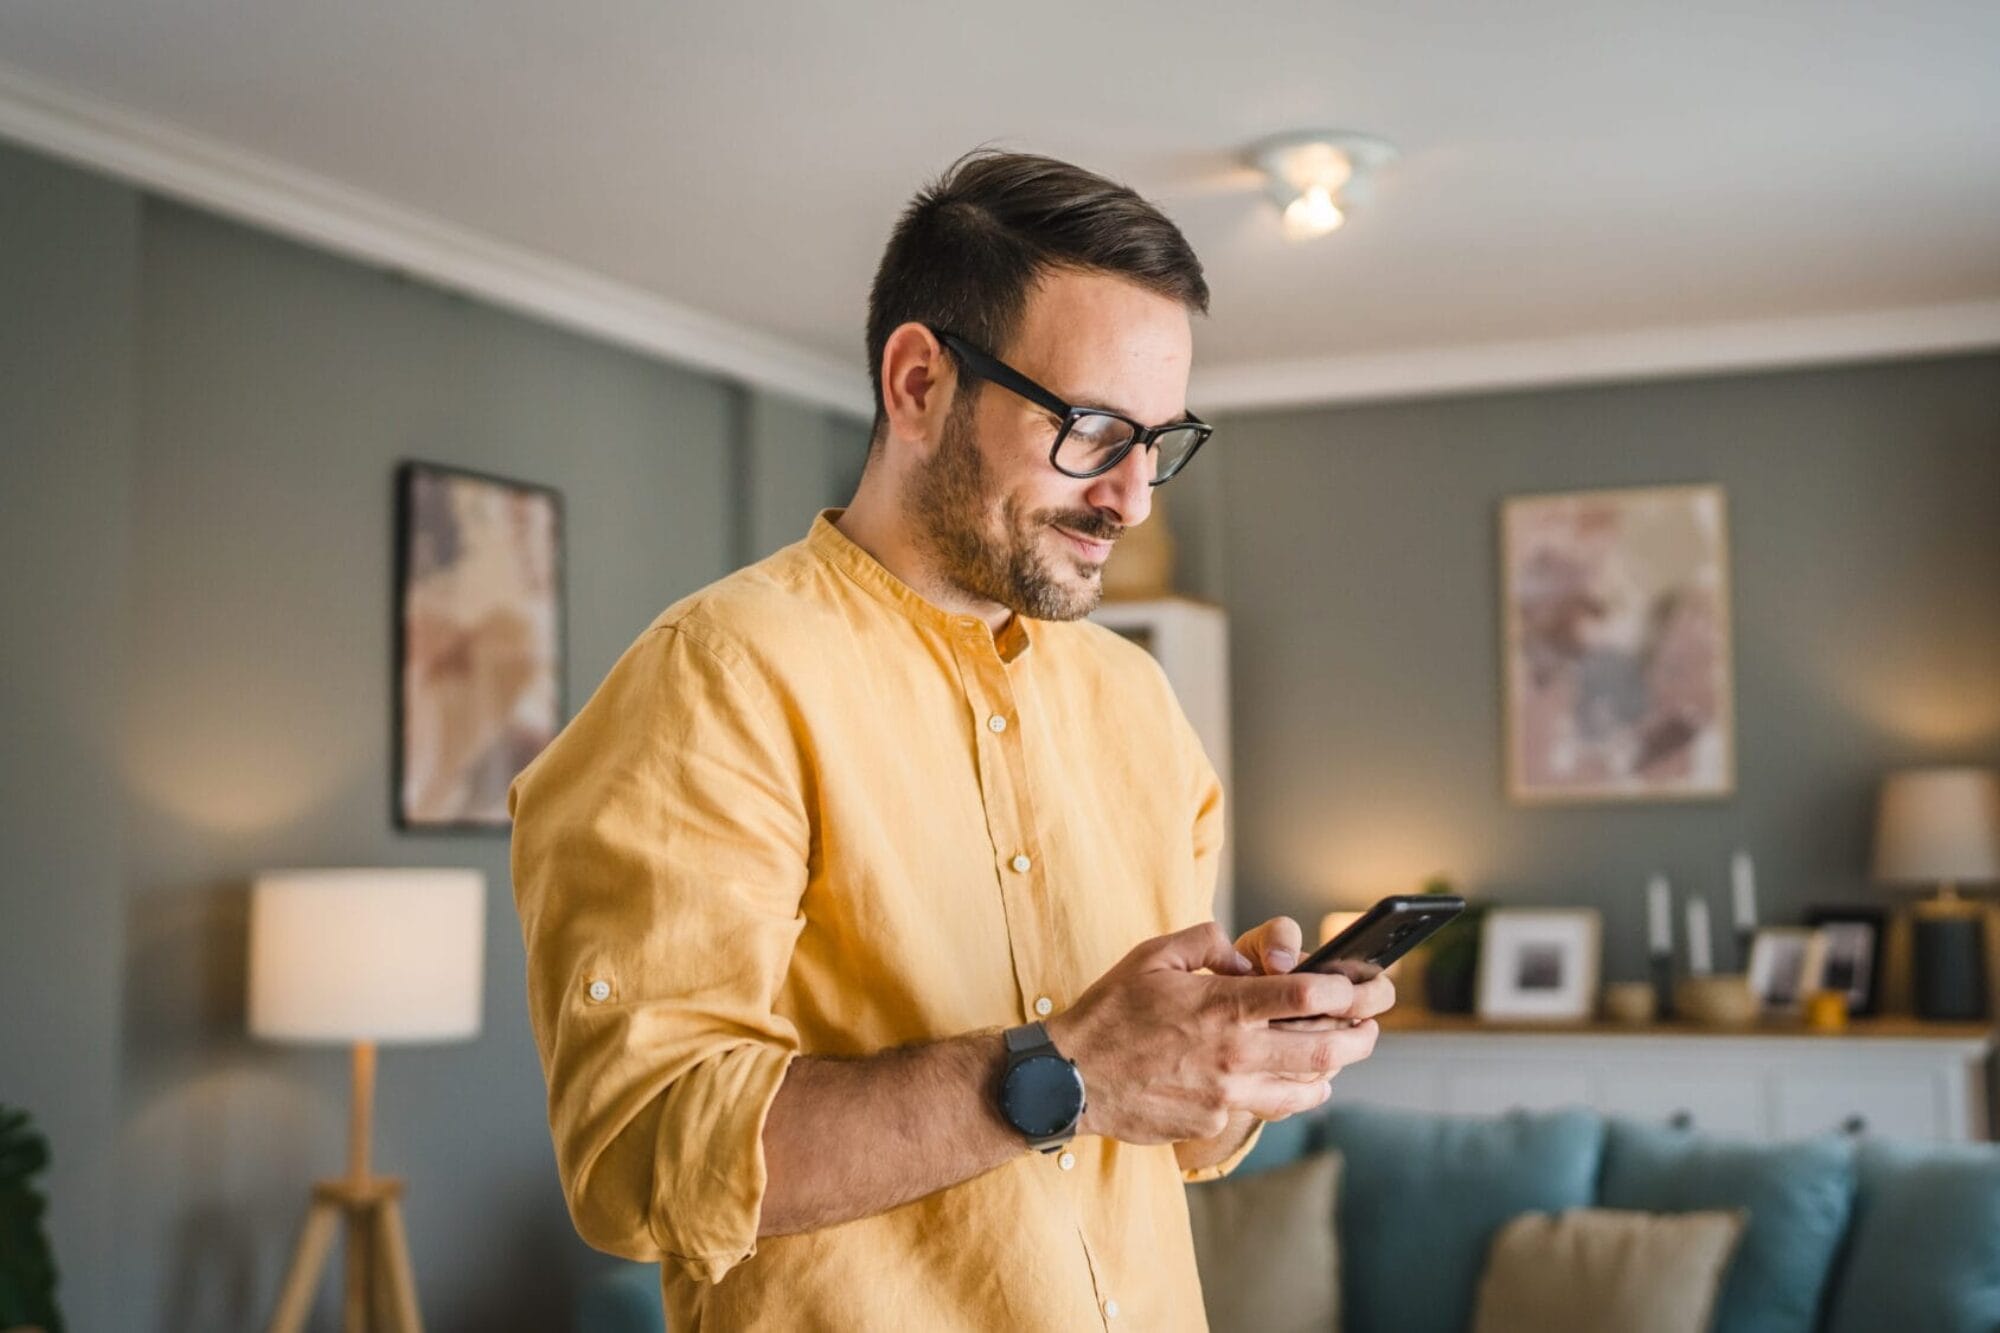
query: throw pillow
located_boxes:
[1319,1105,1605,1333]
[1824,1137,2000,1333]
[1597,1117,1854,1333]
[1472,1207,1746,1333]
[1185,1149,1341,1333]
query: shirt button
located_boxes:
[1011,854,1032,874]
[1105,1298,1120,1319]
[987,714,1008,733]
[1034,995,1054,1017]
[1058,1151,1076,1170]
[586,979,611,1003]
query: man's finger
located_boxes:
[1348,973,1398,1022]
[1150,921,1255,976]
[1228,970,1356,1022]
[1235,1073,1335,1121]
[1255,1019,1380,1078]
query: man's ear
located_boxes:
[878,322,958,459]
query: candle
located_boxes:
[1646,874,1673,956]
[1687,897,1713,975]
[1731,851,1758,933]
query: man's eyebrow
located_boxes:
[1056,389,1197,430]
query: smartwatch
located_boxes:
[998,1020,1087,1153]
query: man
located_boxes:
[509,148,1394,1330]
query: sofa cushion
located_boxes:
[1318,1105,1604,1333]
[1824,1137,2000,1333]
[1472,1207,1745,1333]
[1186,1149,1342,1333]
[1597,1119,1853,1333]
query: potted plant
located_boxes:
[0,1105,62,1333]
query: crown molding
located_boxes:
[1192,300,2000,412]
[0,61,875,418]
[5,63,1994,422]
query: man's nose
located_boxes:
[1082,442,1154,529]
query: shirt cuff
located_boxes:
[1179,1116,1266,1184]
[654,1041,800,1284]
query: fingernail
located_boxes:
[1232,950,1255,973]
[1267,948,1297,971]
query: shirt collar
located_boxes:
[806,509,1035,662]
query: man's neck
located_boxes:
[833,496,1016,636]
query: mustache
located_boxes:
[1047,512,1124,543]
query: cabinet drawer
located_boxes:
[1774,1074,1942,1141]
[1442,1065,1592,1116]
[1598,1072,1768,1139]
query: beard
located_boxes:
[903,400,1121,622]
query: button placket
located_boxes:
[957,628,1050,1024]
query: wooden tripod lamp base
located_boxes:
[269,1175,422,1333]
[266,1043,426,1333]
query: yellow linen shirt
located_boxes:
[509,509,1261,1331]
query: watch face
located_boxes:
[1002,1054,1085,1138]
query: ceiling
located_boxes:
[3,1,1997,415]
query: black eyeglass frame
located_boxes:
[927,326,1212,486]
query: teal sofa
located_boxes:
[577,1105,2000,1332]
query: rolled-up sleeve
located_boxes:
[508,621,810,1283]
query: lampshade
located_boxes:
[1871,768,2000,887]
[249,868,485,1044]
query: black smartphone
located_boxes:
[1294,893,1466,983]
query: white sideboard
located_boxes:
[1337,1018,1995,1143]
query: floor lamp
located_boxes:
[250,868,485,1333]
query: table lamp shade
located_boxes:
[1872,767,2000,886]
[249,868,485,1044]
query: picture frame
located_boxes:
[1500,483,1735,805]
[1746,927,1829,1015]
[1475,909,1602,1022]
[394,460,565,831]
[1803,906,1887,1016]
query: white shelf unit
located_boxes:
[1336,1026,1995,1142]
[1089,597,1235,935]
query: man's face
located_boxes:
[903,268,1194,621]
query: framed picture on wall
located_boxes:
[394,461,564,831]
[1500,482,1735,804]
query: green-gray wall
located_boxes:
[1,138,865,1330]
[6,130,1999,1330]
[1194,356,2000,982]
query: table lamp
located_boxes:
[1872,767,2000,1020]
[250,868,485,1333]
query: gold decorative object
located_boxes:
[1805,989,1850,1032]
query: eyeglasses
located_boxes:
[928,326,1211,486]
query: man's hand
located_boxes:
[1236,913,1396,1016]
[1044,920,1390,1147]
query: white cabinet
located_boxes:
[1089,597,1234,933]
[1334,1023,1994,1142]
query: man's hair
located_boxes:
[864,148,1209,449]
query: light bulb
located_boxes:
[1282,185,1345,240]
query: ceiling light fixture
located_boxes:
[1245,130,1399,241]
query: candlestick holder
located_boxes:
[1649,951,1676,1020]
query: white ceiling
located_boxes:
[3,1,1997,415]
